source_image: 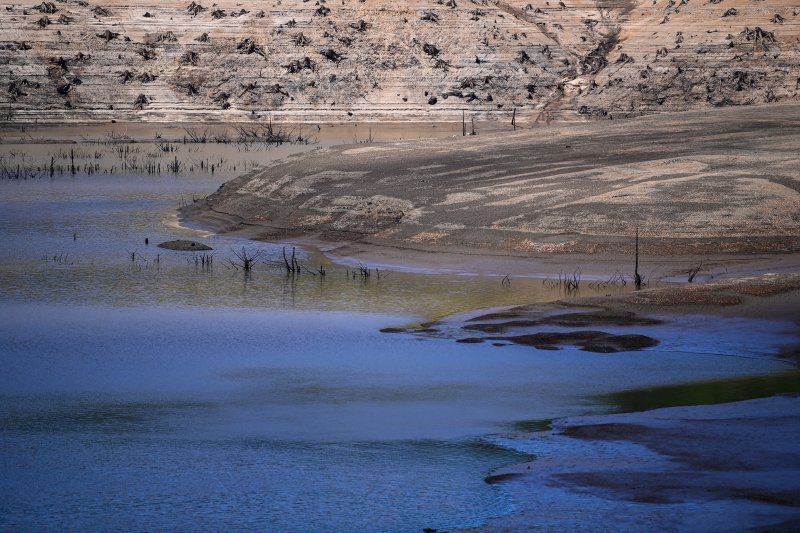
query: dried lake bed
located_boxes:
[1,123,799,531]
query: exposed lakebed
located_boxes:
[1,135,797,531]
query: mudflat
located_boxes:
[182,104,800,263]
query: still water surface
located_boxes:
[0,136,796,531]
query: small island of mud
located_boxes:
[157,240,212,251]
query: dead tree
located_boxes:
[118,70,134,83]
[292,32,311,46]
[36,2,57,13]
[137,47,156,60]
[97,30,120,41]
[180,51,200,66]
[634,227,642,289]
[230,247,264,272]
[186,1,207,16]
[349,19,369,32]
[285,57,315,73]
[421,11,439,23]
[321,48,344,62]
[422,43,440,57]
[133,93,150,109]
[236,38,266,57]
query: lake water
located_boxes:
[1,135,796,531]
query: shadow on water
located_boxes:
[603,369,800,413]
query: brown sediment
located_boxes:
[181,104,800,261]
[486,331,659,353]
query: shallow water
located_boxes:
[1,138,797,531]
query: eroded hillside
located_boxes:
[2,0,798,123]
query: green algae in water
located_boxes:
[605,370,800,413]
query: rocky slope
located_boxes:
[2,0,798,124]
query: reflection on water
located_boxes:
[0,140,797,531]
[0,170,630,318]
